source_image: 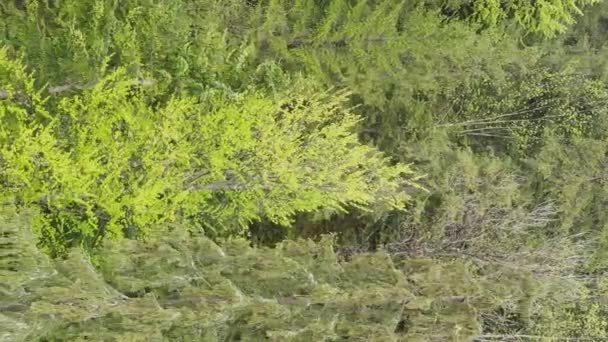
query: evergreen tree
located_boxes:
[0,49,418,255]
[0,0,258,95]
[434,0,601,37]
[5,209,600,341]
[232,1,544,157]
[2,1,608,340]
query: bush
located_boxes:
[0,50,418,255]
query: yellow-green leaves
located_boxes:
[0,53,418,254]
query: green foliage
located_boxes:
[0,0,260,95]
[5,209,599,341]
[530,283,608,340]
[0,50,417,255]
[0,210,434,340]
[434,0,601,37]
[244,1,538,153]
[538,0,608,82]
[438,66,608,155]
[3,0,608,339]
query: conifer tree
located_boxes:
[4,209,605,341]
[0,0,273,98]
[238,1,539,155]
[0,48,418,254]
[3,2,608,340]
[435,0,601,37]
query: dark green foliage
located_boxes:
[4,209,604,341]
[0,0,253,95]
[241,1,538,154]
[0,210,438,340]
[430,0,600,37]
[425,66,608,159]
[2,0,608,339]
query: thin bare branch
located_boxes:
[0,78,156,100]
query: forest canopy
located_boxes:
[2,0,608,340]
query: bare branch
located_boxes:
[0,78,156,100]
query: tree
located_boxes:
[0,49,418,255]
[4,209,603,341]
[235,1,539,155]
[0,0,263,96]
[434,0,601,37]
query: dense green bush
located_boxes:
[0,49,417,255]
[2,0,608,340]
[240,1,539,154]
[0,0,258,95]
[431,0,601,37]
[3,209,605,341]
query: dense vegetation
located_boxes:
[2,0,608,340]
